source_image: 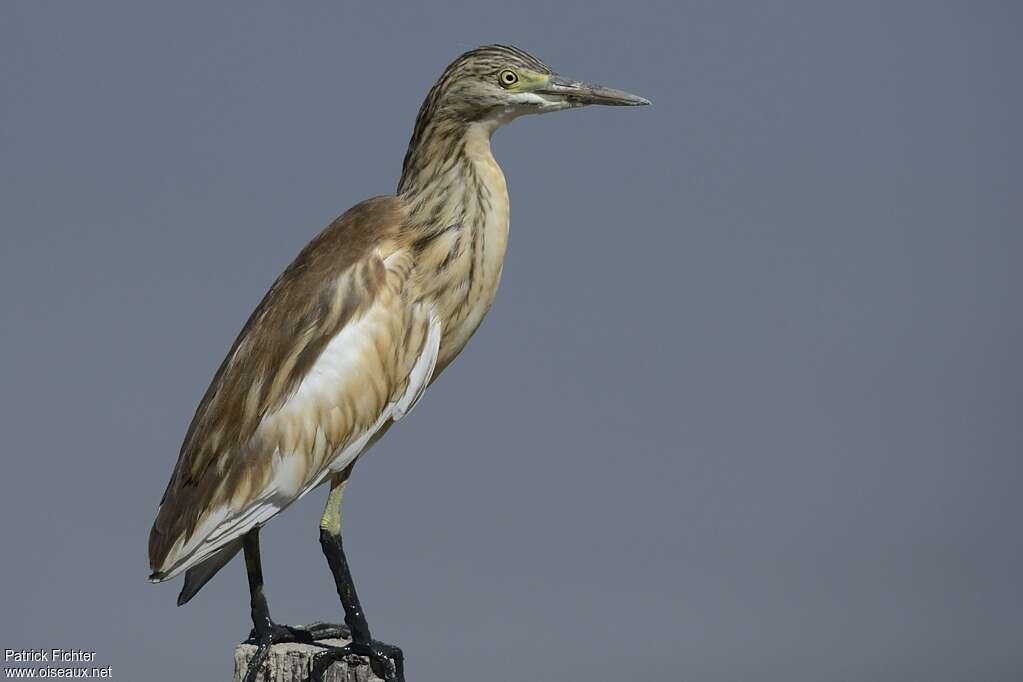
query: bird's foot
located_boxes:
[311,638,405,682]
[242,622,351,682]
[245,620,349,645]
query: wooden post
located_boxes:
[233,624,387,682]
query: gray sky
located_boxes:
[1,2,1021,681]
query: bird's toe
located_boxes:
[246,621,349,646]
[312,638,405,681]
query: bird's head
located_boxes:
[398,45,648,194]
[415,44,650,131]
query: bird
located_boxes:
[148,44,648,682]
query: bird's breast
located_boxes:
[437,203,508,367]
[420,139,510,371]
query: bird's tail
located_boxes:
[174,538,243,606]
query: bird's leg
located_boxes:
[315,466,405,681]
[240,528,330,682]
[318,468,371,641]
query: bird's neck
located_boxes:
[397,117,508,239]
[398,116,501,198]
[396,117,511,365]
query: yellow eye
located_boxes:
[499,70,519,87]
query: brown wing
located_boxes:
[149,196,438,580]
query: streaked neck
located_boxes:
[397,119,506,235]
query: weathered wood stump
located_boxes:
[233,623,389,682]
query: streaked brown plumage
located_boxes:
[150,198,404,576]
[148,44,647,681]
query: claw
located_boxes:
[241,622,353,682]
[241,635,274,682]
[311,639,405,682]
[245,622,331,645]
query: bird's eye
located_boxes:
[499,70,519,87]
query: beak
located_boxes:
[536,74,651,107]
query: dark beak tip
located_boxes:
[612,95,650,107]
[605,89,651,106]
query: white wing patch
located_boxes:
[153,305,442,581]
[394,311,442,420]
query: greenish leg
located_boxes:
[317,464,404,681]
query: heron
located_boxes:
[148,44,648,681]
